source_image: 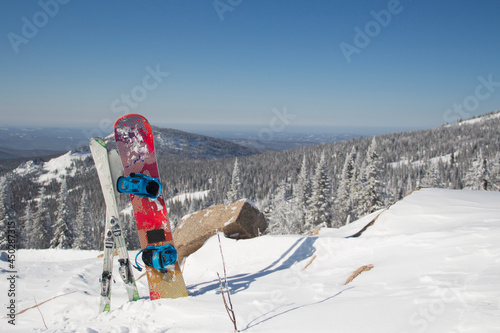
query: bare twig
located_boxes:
[34,298,48,330]
[309,226,322,236]
[302,255,317,270]
[344,264,374,285]
[217,232,239,332]
[13,291,76,316]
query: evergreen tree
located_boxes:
[464,151,491,190]
[480,158,490,190]
[306,153,335,230]
[350,152,364,219]
[21,200,34,248]
[268,178,301,234]
[73,190,94,250]
[421,161,441,188]
[31,187,52,249]
[226,158,242,203]
[357,137,384,216]
[490,152,500,190]
[50,178,73,249]
[335,146,357,224]
[406,173,414,195]
[294,155,311,226]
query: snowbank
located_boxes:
[2,189,500,332]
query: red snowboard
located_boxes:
[114,114,188,300]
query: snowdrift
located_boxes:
[2,189,500,332]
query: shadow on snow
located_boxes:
[187,236,318,297]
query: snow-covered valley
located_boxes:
[2,188,499,332]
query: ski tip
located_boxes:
[90,137,106,148]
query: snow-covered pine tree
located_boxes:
[306,153,335,230]
[349,152,364,220]
[188,197,201,214]
[21,200,34,248]
[226,158,242,203]
[73,190,94,250]
[421,160,441,188]
[479,157,490,190]
[406,173,414,195]
[268,177,301,234]
[491,152,500,190]
[294,155,311,227]
[335,146,357,224]
[31,187,52,249]
[464,151,491,190]
[357,137,384,216]
[50,178,74,249]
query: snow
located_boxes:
[121,204,134,217]
[389,153,457,169]
[448,111,500,127]
[238,198,260,211]
[13,151,90,184]
[2,188,500,332]
[13,160,41,177]
[167,190,210,204]
[39,152,89,184]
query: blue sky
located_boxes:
[1,0,499,135]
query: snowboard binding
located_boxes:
[117,173,162,199]
[133,244,177,272]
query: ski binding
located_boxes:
[117,173,162,199]
[134,244,177,272]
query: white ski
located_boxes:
[90,137,140,313]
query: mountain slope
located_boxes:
[9,125,261,182]
[103,126,262,160]
[4,189,499,332]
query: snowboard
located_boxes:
[90,138,140,312]
[114,114,188,300]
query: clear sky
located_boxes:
[1,0,499,135]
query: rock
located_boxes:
[173,199,268,263]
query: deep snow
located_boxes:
[2,188,500,332]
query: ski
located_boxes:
[90,138,140,312]
[114,114,188,300]
[100,228,114,312]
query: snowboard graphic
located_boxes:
[114,114,188,300]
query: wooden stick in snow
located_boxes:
[217,232,239,332]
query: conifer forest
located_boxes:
[1,112,499,250]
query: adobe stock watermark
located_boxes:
[257,107,296,144]
[339,0,405,64]
[443,74,500,124]
[5,220,18,326]
[74,64,169,149]
[7,0,71,54]
[213,0,243,22]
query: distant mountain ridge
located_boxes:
[0,125,262,162]
[103,126,262,160]
[228,132,360,150]
[0,146,64,160]
[0,124,364,160]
